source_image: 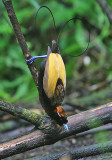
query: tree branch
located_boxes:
[96,0,112,24]
[0,100,43,128]
[24,140,112,159]
[0,102,112,158]
[2,0,39,86]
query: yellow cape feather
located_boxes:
[43,53,66,98]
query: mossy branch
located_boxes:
[1,102,112,158]
[24,140,112,160]
[0,100,43,128]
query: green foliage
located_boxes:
[0,0,111,104]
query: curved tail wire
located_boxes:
[57,16,91,57]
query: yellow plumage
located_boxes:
[43,53,66,98]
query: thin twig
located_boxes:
[0,126,33,141]
[70,87,112,107]
[96,0,112,24]
[88,79,112,92]
[0,102,112,158]
[65,102,86,111]
[0,127,35,144]
[76,124,112,137]
[0,6,11,27]
[2,0,39,86]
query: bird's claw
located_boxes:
[26,58,34,64]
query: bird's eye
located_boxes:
[57,85,62,90]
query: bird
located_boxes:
[26,40,68,131]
